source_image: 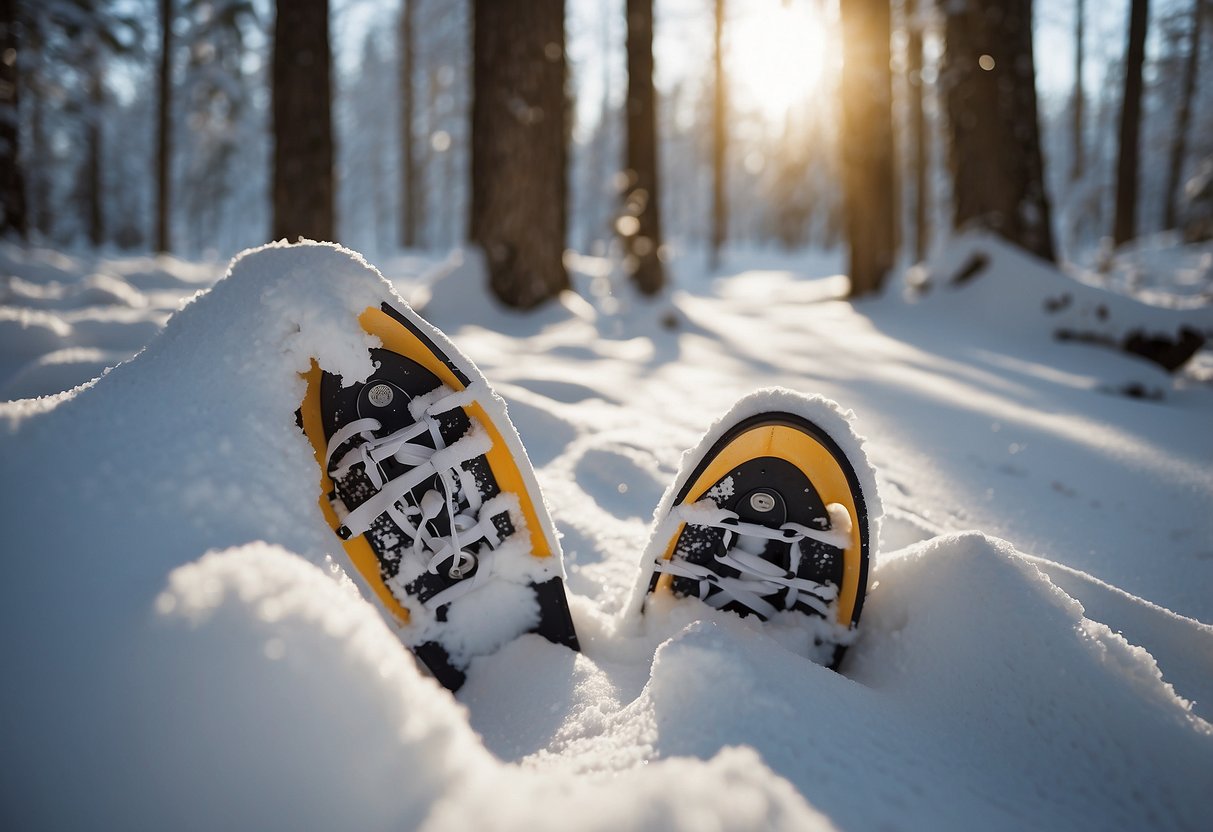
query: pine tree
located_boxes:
[271,0,335,242]
[905,0,929,262]
[155,0,172,252]
[399,0,417,248]
[0,0,27,238]
[470,0,569,308]
[1112,0,1149,246]
[14,1,138,246]
[178,0,258,253]
[710,0,726,271]
[1163,0,1204,230]
[83,31,104,247]
[622,0,665,295]
[941,0,1055,261]
[1071,0,1086,182]
[839,0,896,295]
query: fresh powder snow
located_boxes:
[1,238,1210,831]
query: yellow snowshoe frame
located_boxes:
[653,419,868,632]
[297,304,556,628]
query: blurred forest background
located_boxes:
[1,0,1211,308]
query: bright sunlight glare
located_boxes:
[728,0,837,124]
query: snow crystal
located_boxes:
[706,474,735,502]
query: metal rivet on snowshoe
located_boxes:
[449,553,477,580]
[750,492,777,512]
[367,383,395,407]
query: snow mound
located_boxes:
[851,533,1212,828]
[467,531,1212,829]
[0,244,227,398]
[905,231,1211,370]
[0,346,129,400]
[0,241,831,830]
[3,540,827,830]
[557,533,1212,831]
[0,241,389,572]
[1,271,148,309]
[2,241,1209,829]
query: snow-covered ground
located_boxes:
[1,237,1211,830]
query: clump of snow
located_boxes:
[4,539,826,830]
[431,746,834,832]
[126,543,486,830]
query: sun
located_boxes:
[727,0,837,124]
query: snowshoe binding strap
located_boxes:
[654,498,854,620]
[325,383,503,610]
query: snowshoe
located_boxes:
[635,389,878,669]
[298,301,578,691]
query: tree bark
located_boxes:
[85,36,104,247]
[839,0,896,295]
[941,0,1056,262]
[906,0,929,262]
[0,0,26,238]
[156,0,172,252]
[1163,0,1203,230]
[1071,0,1085,181]
[1112,0,1149,247]
[271,0,335,242]
[399,0,417,248]
[30,50,49,237]
[470,0,569,308]
[710,0,726,271]
[622,0,665,295]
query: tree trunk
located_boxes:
[0,0,26,238]
[30,58,49,237]
[1112,0,1149,247]
[622,0,665,295]
[470,0,569,308]
[839,0,896,295]
[85,38,104,248]
[1071,0,1085,181]
[423,58,440,248]
[271,0,335,242]
[156,0,172,252]
[399,0,417,248]
[710,0,726,271]
[1163,0,1203,230]
[941,0,1056,262]
[906,0,929,262]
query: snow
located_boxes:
[2,236,1212,829]
[905,231,1213,364]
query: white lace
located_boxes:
[325,383,500,606]
[654,499,853,619]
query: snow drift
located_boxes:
[906,231,1211,371]
[1,241,1211,830]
